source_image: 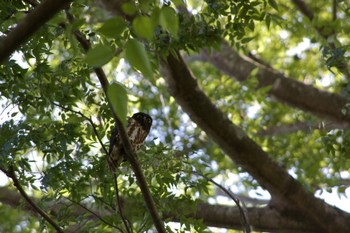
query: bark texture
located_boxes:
[159,52,350,232]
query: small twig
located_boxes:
[332,0,337,21]
[193,171,251,233]
[64,196,121,230]
[4,166,64,233]
[159,93,174,142]
[90,194,115,210]
[113,173,132,233]
[51,102,108,155]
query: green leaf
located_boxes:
[98,16,127,38]
[241,36,255,43]
[107,82,128,127]
[265,14,271,29]
[84,44,114,67]
[159,7,179,38]
[122,2,137,15]
[124,39,153,77]
[132,16,155,40]
[268,0,278,10]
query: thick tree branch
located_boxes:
[191,203,321,233]
[200,42,350,125]
[0,0,72,64]
[0,185,323,232]
[159,52,350,232]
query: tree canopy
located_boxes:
[1,0,350,232]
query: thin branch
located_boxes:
[64,196,121,230]
[290,0,350,79]
[257,121,350,136]
[113,173,132,233]
[332,0,337,21]
[0,0,72,64]
[215,190,270,206]
[159,93,174,142]
[90,194,116,211]
[194,171,251,233]
[2,166,64,233]
[51,102,108,155]
[65,9,166,233]
[290,0,314,21]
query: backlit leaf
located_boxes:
[107,82,128,127]
[159,7,179,38]
[132,16,155,41]
[125,39,153,78]
[98,16,127,38]
[84,44,114,67]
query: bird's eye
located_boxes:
[147,118,152,123]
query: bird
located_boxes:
[108,112,153,172]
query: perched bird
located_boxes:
[108,112,153,172]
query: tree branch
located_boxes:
[113,173,131,233]
[199,42,350,125]
[65,10,166,233]
[63,196,121,230]
[194,171,251,233]
[333,0,337,21]
[0,0,72,64]
[51,102,109,155]
[0,185,323,232]
[257,121,350,136]
[290,0,314,22]
[290,0,350,77]
[159,51,350,232]
[0,166,64,232]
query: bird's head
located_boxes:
[131,112,153,132]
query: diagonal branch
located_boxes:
[200,41,350,125]
[194,171,251,233]
[290,0,350,77]
[290,0,314,23]
[257,121,350,136]
[51,102,109,155]
[0,166,64,232]
[0,0,72,63]
[159,51,350,232]
[65,10,166,233]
